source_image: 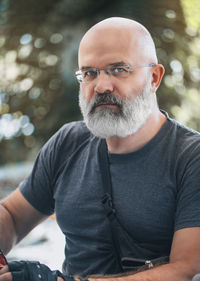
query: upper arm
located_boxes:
[170,227,200,274]
[1,187,48,243]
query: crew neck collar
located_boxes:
[108,110,173,162]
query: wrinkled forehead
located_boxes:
[78,26,143,68]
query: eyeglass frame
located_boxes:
[75,63,157,83]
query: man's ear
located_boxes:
[151,64,165,91]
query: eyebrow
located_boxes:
[80,66,93,71]
[108,61,127,67]
[80,61,127,71]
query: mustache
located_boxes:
[90,93,123,113]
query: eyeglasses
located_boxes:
[75,63,156,83]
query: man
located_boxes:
[1,17,200,281]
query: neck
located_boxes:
[106,109,167,154]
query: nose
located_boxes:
[94,71,114,93]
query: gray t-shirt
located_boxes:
[20,113,200,276]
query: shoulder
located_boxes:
[165,115,200,177]
[39,121,93,165]
[44,121,91,149]
[159,111,200,172]
[168,116,200,153]
[33,121,93,180]
[57,121,91,142]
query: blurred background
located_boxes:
[0,0,200,269]
[1,0,200,188]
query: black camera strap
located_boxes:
[98,139,169,271]
[98,138,123,271]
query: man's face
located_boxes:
[78,26,154,138]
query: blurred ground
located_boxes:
[7,218,65,271]
[0,163,65,271]
[0,162,33,193]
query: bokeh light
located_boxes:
[1,0,200,168]
[20,34,33,45]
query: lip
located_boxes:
[95,103,118,108]
[92,103,120,114]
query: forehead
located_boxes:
[78,27,141,68]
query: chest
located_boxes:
[53,147,177,245]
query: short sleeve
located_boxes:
[174,141,200,231]
[19,137,57,215]
[19,121,90,216]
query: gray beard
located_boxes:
[79,76,153,138]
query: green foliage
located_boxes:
[0,0,200,165]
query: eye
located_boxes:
[111,67,129,75]
[83,69,98,78]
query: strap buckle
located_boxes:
[101,193,116,218]
[145,260,154,269]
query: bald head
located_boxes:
[78,17,158,68]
